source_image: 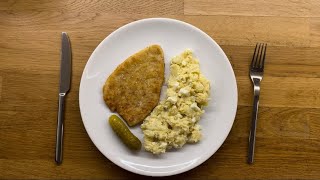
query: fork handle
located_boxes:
[248,85,260,164]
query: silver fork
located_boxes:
[248,43,267,164]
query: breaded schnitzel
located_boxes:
[103,45,165,126]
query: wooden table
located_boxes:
[1,0,320,179]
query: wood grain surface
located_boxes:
[1,0,320,179]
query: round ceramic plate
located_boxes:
[79,18,237,176]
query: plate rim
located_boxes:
[79,17,238,176]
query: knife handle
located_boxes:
[55,93,66,165]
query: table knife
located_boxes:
[55,32,72,164]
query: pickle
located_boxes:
[109,115,142,150]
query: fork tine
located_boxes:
[261,43,267,68]
[257,43,264,68]
[254,43,262,68]
[251,43,259,68]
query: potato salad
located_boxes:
[141,49,210,154]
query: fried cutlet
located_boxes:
[103,45,165,126]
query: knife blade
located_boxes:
[55,32,72,165]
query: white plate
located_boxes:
[79,18,237,176]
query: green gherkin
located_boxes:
[109,115,141,150]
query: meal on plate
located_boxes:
[103,45,165,126]
[141,49,210,154]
